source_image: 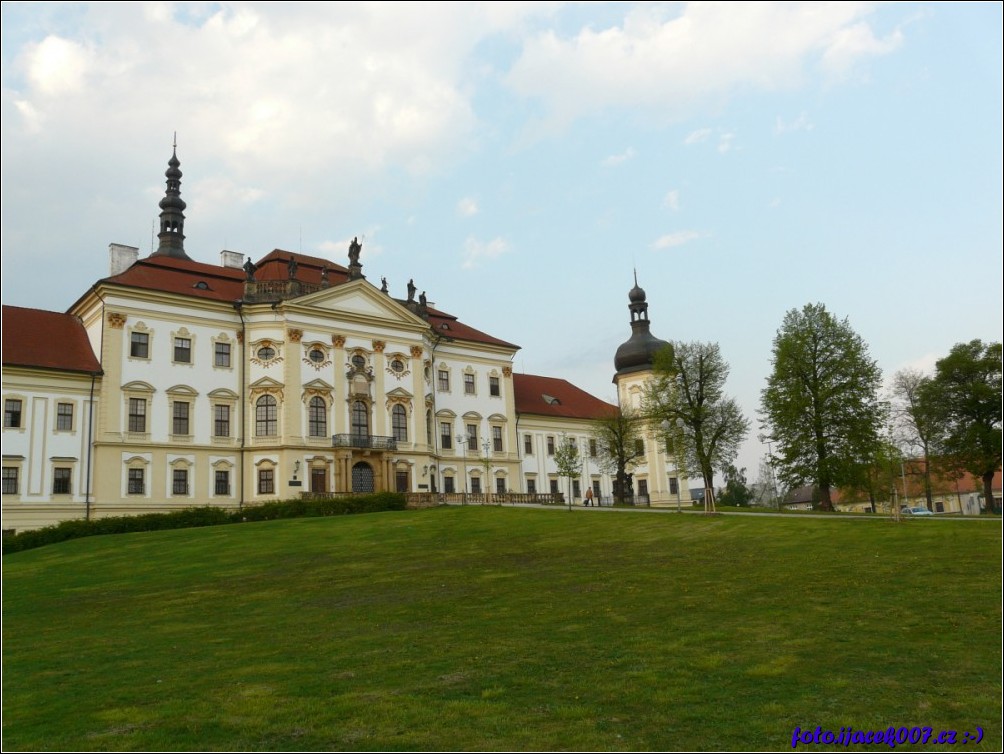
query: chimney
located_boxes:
[109,243,139,276]
[220,250,245,269]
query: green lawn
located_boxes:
[3,507,1001,751]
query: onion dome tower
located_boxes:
[614,271,670,377]
[149,140,191,260]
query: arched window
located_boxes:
[308,396,327,437]
[351,401,369,439]
[426,409,433,446]
[392,404,407,442]
[256,395,277,436]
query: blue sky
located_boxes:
[2,2,1001,479]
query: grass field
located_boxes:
[3,506,1001,751]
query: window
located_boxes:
[351,354,366,369]
[256,395,277,436]
[547,436,555,456]
[215,342,231,368]
[128,398,147,433]
[638,479,648,497]
[440,422,452,449]
[669,477,679,495]
[593,480,601,498]
[172,401,190,435]
[464,373,475,395]
[589,439,597,457]
[492,425,503,452]
[426,410,433,446]
[2,467,19,495]
[466,424,477,448]
[128,468,145,495]
[392,405,407,442]
[526,478,536,495]
[309,348,325,363]
[130,332,149,358]
[635,438,645,455]
[4,399,23,428]
[390,358,405,373]
[308,397,327,437]
[935,501,945,513]
[496,477,506,495]
[56,402,73,431]
[214,405,230,437]
[172,468,189,495]
[215,470,230,496]
[351,401,369,438]
[258,468,274,495]
[550,479,559,494]
[438,369,450,392]
[444,475,455,494]
[257,345,276,360]
[573,480,581,499]
[470,476,481,494]
[52,468,72,495]
[174,337,192,363]
[489,376,500,397]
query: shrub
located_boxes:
[3,493,406,555]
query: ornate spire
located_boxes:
[150,138,191,259]
[614,271,669,375]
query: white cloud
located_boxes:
[602,147,636,167]
[717,132,736,154]
[663,190,680,211]
[506,3,899,129]
[775,111,814,134]
[457,197,479,217]
[652,230,704,250]
[463,236,510,269]
[684,128,712,145]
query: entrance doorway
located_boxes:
[351,462,374,493]
[311,468,327,493]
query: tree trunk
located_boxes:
[818,484,834,511]
[982,471,997,514]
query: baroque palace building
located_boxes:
[2,150,688,531]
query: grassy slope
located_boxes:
[3,507,1001,751]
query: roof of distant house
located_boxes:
[514,373,617,420]
[2,305,102,374]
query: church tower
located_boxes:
[612,274,688,507]
[149,143,191,260]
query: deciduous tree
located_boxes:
[759,303,885,511]
[592,407,645,506]
[553,434,583,511]
[644,342,750,511]
[890,368,944,510]
[926,340,1002,514]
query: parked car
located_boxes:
[902,506,935,516]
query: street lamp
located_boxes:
[482,437,493,504]
[456,433,468,499]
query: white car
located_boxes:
[902,506,935,516]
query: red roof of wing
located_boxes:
[2,306,102,374]
[426,309,519,349]
[100,255,247,302]
[514,373,616,420]
[253,249,350,285]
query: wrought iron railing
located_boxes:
[332,434,397,450]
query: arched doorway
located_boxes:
[351,461,374,493]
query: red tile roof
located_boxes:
[2,306,102,374]
[85,250,517,349]
[514,373,616,420]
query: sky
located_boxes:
[2,1,1002,482]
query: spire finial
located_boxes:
[150,144,191,260]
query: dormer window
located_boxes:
[542,394,560,406]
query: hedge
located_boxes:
[2,492,407,555]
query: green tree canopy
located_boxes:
[759,303,885,511]
[925,340,1002,513]
[644,341,750,509]
[553,434,583,510]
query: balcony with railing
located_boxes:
[332,434,397,451]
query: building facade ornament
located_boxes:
[107,312,127,329]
